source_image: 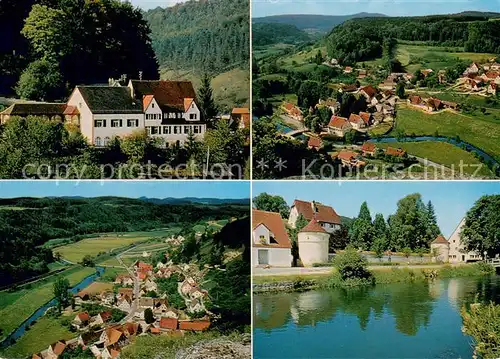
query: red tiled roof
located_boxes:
[77,312,90,322]
[179,320,210,331]
[300,219,327,233]
[252,209,291,249]
[359,112,371,124]
[432,235,448,245]
[143,95,154,111]
[386,147,406,157]
[410,95,422,105]
[328,116,351,129]
[292,199,341,225]
[105,327,123,346]
[362,142,376,153]
[307,136,322,149]
[150,328,161,334]
[63,105,79,116]
[360,85,377,98]
[485,71,499,79]
[110,349,120,359]
[50,341,66,356]
[99,311,112,322]
[232,107,250,115]
[160,317,178,330]
[138,262,153,270]
[348,113,364,125]
[338,150,358,162]
[184,98,194,112]
[130,80,196,112]
[342,84,358,92]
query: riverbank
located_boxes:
[253,263,495,293]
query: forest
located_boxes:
[253,23,310,47]
[143,0,249,75]
[0,196,249,287]
[0,0,158,99]
[326,14,500,64]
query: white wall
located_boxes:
[67,89,93,142]
[288,207,298,228]
[298,232,330,266]
[93,114,145,146]
[252,247,292,267]
[253,224,270,245]
[448,219,481,263]
[183,101,201,122]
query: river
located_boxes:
[0,266,105,348]
[254,275,500,358]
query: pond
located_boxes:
[0,266,105,348]
[254,275,500,358]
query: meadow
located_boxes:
[393,105,500,160]
[377,141,494,177]
[0,266,95,342]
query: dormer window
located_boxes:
[152,103,155,108]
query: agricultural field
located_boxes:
[393,105,500,160]
[377,141,495,177]
[253,43,295,61]
[396,43,497,73]
[0,316,74,358]
[54,230,173,263]
[0,266,95,342]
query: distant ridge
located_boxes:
[252,13,387,33]
[138,197,250,205]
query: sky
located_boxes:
[252,181,500,238]
[0,181,250,200]
[251,0,500,18]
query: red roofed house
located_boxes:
[431,235,449,262]
[488,82,497,95]
[359,85,378,100]
[408,95,423,106]
[47,341,67,359]
[328,116,352,137]
[359,112,372,126]
[298,219,331,266]
[385,147,406,157]
[348,113,366,130]
[343,66,353,74]
[336,150,367,168]
[160,317,178,330]
[231,108,250,129]
[307,136,323,150]
[463,62,480,76]
[179,320,210,331]
[72,312,90,330]
[288,199,341,234]
[426,98,443,112]
[281,102,303,121]
[252,209,293,267]
[361,142,377,156]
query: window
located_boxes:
[111,119,122,127]
[184,126,189,134]
[146,127,151,135]
[79,102,82,109]
[95,137,102,146]
[103,137,110,146]
[163,126,171,135]
[192,104,195,109]
[189,114,197,120]
[151,127,159,135]
[173,126,178,134]
[152,103,155,108]
[94,119,106,127]
[127,119,139,127]
[193,126,199,134]
[259,235,266,244]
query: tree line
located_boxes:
[0,0,159,100]
[0,196,249,286]
[143,0,249,76]
[326,15,500,64]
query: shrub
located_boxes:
[461,302,500,359]
[332,247,373,286]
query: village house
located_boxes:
[117,295,133,312]
[114,274,134,286]
[431,235,450,262]
[359,112,372,127]
[100,291,116,306]
[408,95,423,107]
[188,298,204,313]
[288,199,341,234]
[72,312,90,330]
[46,340,67,359]
[341,84,358,93]
[118,287,134,299]
[281,102,303,121]
[348,113,366,130]
[128,80,205,145]
[448,218,482,263]
[385,147,406,158]
[336,150,366,168]
[463,62,480,76]
[426,98,443,112]
[138,297,154,310]
[421,68,434,77]
[252,209,293,267]
[327,116,352,137]
[160,317,178,330]
[343,66,353,74]
[179,320,211,332]
[91,311,112,327]
[465,78,483,91]
[361,142,377,156]
[357,69,367,79]
[143,278,157,292]
[0,103,68,124]
[359,85,378,102]
[488,82,497,95]
[307,136,323,151]
[231,107,250,130]
[316,99,339,114]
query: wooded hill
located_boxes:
[253,23,311,46]
[143,0,250,75]
[0,196,249,287]
[326,12,500,64]
[252,13,387,34]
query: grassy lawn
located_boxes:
[280,45,326,66]
[100,267,128,282]
[0,316,74,358]
[393,105,500,160]
[0,266,94,342]
[368,121,393,136]
[377,141,494,177]
[55,235,155,263]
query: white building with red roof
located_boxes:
[298,219,331,266]
[288,199,342,234]
[252,209,293,267]
[327,115,352,137]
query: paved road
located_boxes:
[253,264,464,276]
[117,254,139,323]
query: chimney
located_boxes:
[311,201,318,214]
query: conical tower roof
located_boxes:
[432,235,448,245]
[300,218,327,233]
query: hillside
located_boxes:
[143,0,250,108]
[0,197,249,287]
[326,12,500,64]
[252,13,387,34]
[253,23,311,46]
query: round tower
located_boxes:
[430,235,449,263]
[298,219,330,266]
